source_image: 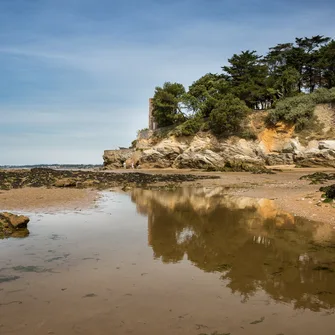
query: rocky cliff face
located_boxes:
[103,104,335,169]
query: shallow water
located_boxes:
[1,187,335,335]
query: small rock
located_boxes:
[0,212,29,229]
[0,212,30,238]
[53,178,76,187]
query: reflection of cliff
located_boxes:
[131,187,335,311]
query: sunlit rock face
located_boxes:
[130,187,335,311]
[104,129,335,169]
[104,104,335,169]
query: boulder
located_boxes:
[174,149,224,169]
[265,153,294,166]
[319,140,335,150]
[54,178,77,187]
[320,184,335,200]
[0,212,30,238]
[103,149,134,169]
[294,150,335,167]
[139,149,172,168]
[214,138,259,158]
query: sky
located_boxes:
[1,0,334,165]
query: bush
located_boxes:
[240,129,258,140]
[267,88,335,131]
[311,87,335,104]
[200,120,210,132]
[267,94,315,131]
[172,117,204,136]
[209,94,250,136]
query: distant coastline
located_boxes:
[0,164,102,170]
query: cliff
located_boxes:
[103,104,335,169]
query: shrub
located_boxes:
[240,129,258,140]
[200,121,210,132]
[266,94,315,131]
[311,87,335,104]
[209,94,250,136]
[267,88,335,131]
[172,117,204,136]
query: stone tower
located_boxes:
[148,98,157,130]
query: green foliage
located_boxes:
[267,94,315,130]
[270,67,300,98]
[148,35,335,141]
[222,50,272,109]
[266,35,331,94]
[184,73,230,117]
[267,88,335,131]
[239,129,258,140]
[172,117,204,137]
[209,95,250,136]
[152,82,186,127]
[310,87,335,103]
[319,40,335,88]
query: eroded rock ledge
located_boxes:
[104,104,335,170]
[104,133,335,170]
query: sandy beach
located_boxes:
[0,168,334,224]
[0,187,98,212]
[1,168,335,335]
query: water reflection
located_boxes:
[131,187,335,311]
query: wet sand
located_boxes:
[0,188,98,212]
[138,168,335,225]
[0,168,334,223]
[1,191,335,335]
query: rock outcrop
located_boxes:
[104,133,335,169]
[103,104,335,170]
[103,149,134,169]
[0,212,30,238]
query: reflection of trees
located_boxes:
[131,188,335,311]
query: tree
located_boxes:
[222,51,272,109]
[295,35,330,92]
[319,40,335,88]
[184,73,230,117]
[152,82,186,127]
[266,43,294,75]
[265,43,301,97]
[209,94,250,136]
[274,67,301,98]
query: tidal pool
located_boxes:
[1,187,335,335]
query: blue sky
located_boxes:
[1,0,334,164]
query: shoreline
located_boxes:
[0,168,334,224]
